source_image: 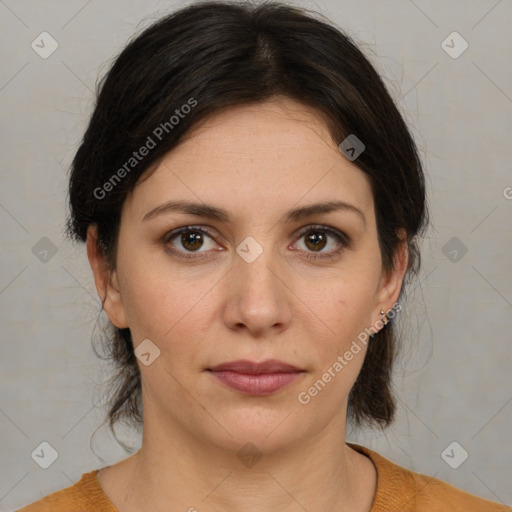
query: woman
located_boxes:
[18,1,511,510]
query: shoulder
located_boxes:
[347,442,511,512]
[16,481,81,512]
[410,471,511,512]
[16,470,117,512]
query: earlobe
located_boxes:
[86,225,129,329]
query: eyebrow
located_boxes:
[142,199,366,227]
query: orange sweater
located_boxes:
[17,442,511,511]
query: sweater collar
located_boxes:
[347,442,418,511]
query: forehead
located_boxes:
[126,98,375,222]
[180,97,336,156]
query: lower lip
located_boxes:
[208,370,304,395]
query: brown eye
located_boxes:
[295,225,351,261]
[164,226,218,259]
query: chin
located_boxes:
[201,408,307,455]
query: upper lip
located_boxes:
[208,359,303,374]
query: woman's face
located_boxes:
[89,96,407,453]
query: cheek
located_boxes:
[302,274,378,389]
[302,285,375,403]
[116,247,218,342]
[314,272,377,335]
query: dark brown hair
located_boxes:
[65,0,429,450]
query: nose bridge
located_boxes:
[235,234,282,296]
[227,234,291,331]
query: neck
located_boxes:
[104,413,376,512]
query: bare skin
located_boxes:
[88,96,408,512]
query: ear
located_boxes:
[373,228,409,323]
[86,224,129,329]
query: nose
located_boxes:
[222,242,292,337]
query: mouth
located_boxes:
[208,358,303,374]
[207,359,305,395]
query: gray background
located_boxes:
[1,0,511,510]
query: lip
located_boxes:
[207,359,305,395]
[208,359,303,374]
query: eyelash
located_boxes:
[163,224,351,261]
